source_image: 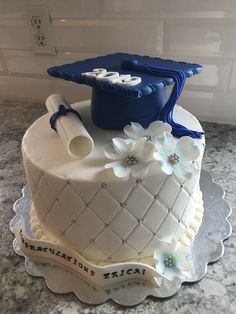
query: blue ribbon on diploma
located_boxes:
[50,104,82,132]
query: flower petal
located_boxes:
[154,241,175,257]
[154,139,166,156]
[175,246,193,271]
[161,132,176,155]
[154,152,173,176]
[133,138,155,161]
[130,122,146,136]
[163,269,181,281]
[173,162,197,181]
[124,122,145,139]
[123,125,138,139]
[104,160,122,169]
[131,162,147,177]
[155,259,165,275]
[148,120,172,136]
[113,164,131,178]
[176,136,200,161]
[112,138,130,158]
[104,144,122,160]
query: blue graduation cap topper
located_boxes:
[48,53,204,139]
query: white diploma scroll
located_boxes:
[46,94,94,159]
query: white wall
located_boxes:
[0,0,236,124]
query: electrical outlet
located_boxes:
[31,15,41,30]
[35,33,46,46]
[26,6,56,55]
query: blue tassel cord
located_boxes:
[122,60,204,139]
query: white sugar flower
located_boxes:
[104,137,155,178]
[154,132,200,180]
[154,241,193,281]
[124,121,172,143]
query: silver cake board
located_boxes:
[10,169,232,306]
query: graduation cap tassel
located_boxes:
[121,60,204,139]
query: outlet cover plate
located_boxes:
[26,6,56,55]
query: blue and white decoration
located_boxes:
[124,120,171,142]
[154,133,200,180]
[104,121,200,180]
[153,241,193,281]
[104,138,155,178]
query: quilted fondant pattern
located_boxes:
[24,154,200,263]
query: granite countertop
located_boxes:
[0,99,235,314]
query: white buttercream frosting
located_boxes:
[30,190,203,266]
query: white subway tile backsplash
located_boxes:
[52,19,163,53]
[164,55,232,92]
[2,0,236,20]
[99,0,161,19]
[52,80,91,103]
[229,60,236,93]
[0,52,7,74]
[3,50,96,76]
[180,90,236,124]
[164,19,236,58]
[156,0,236,18]
[0,76,53,101]
[46,0,99,19]
[186,60,232,92]
[0,19,31,49]
[0,0,235,124]
[0,0,99,19]
[99,0,236,19]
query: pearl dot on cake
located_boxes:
[137,218,143,223]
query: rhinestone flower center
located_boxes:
[168,153,180,165]
[164,256,175,268]
[145,135,152,142]
[126,155,138,166]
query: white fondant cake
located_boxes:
[22,100,205,264]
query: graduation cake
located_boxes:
[21,53,205,284]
